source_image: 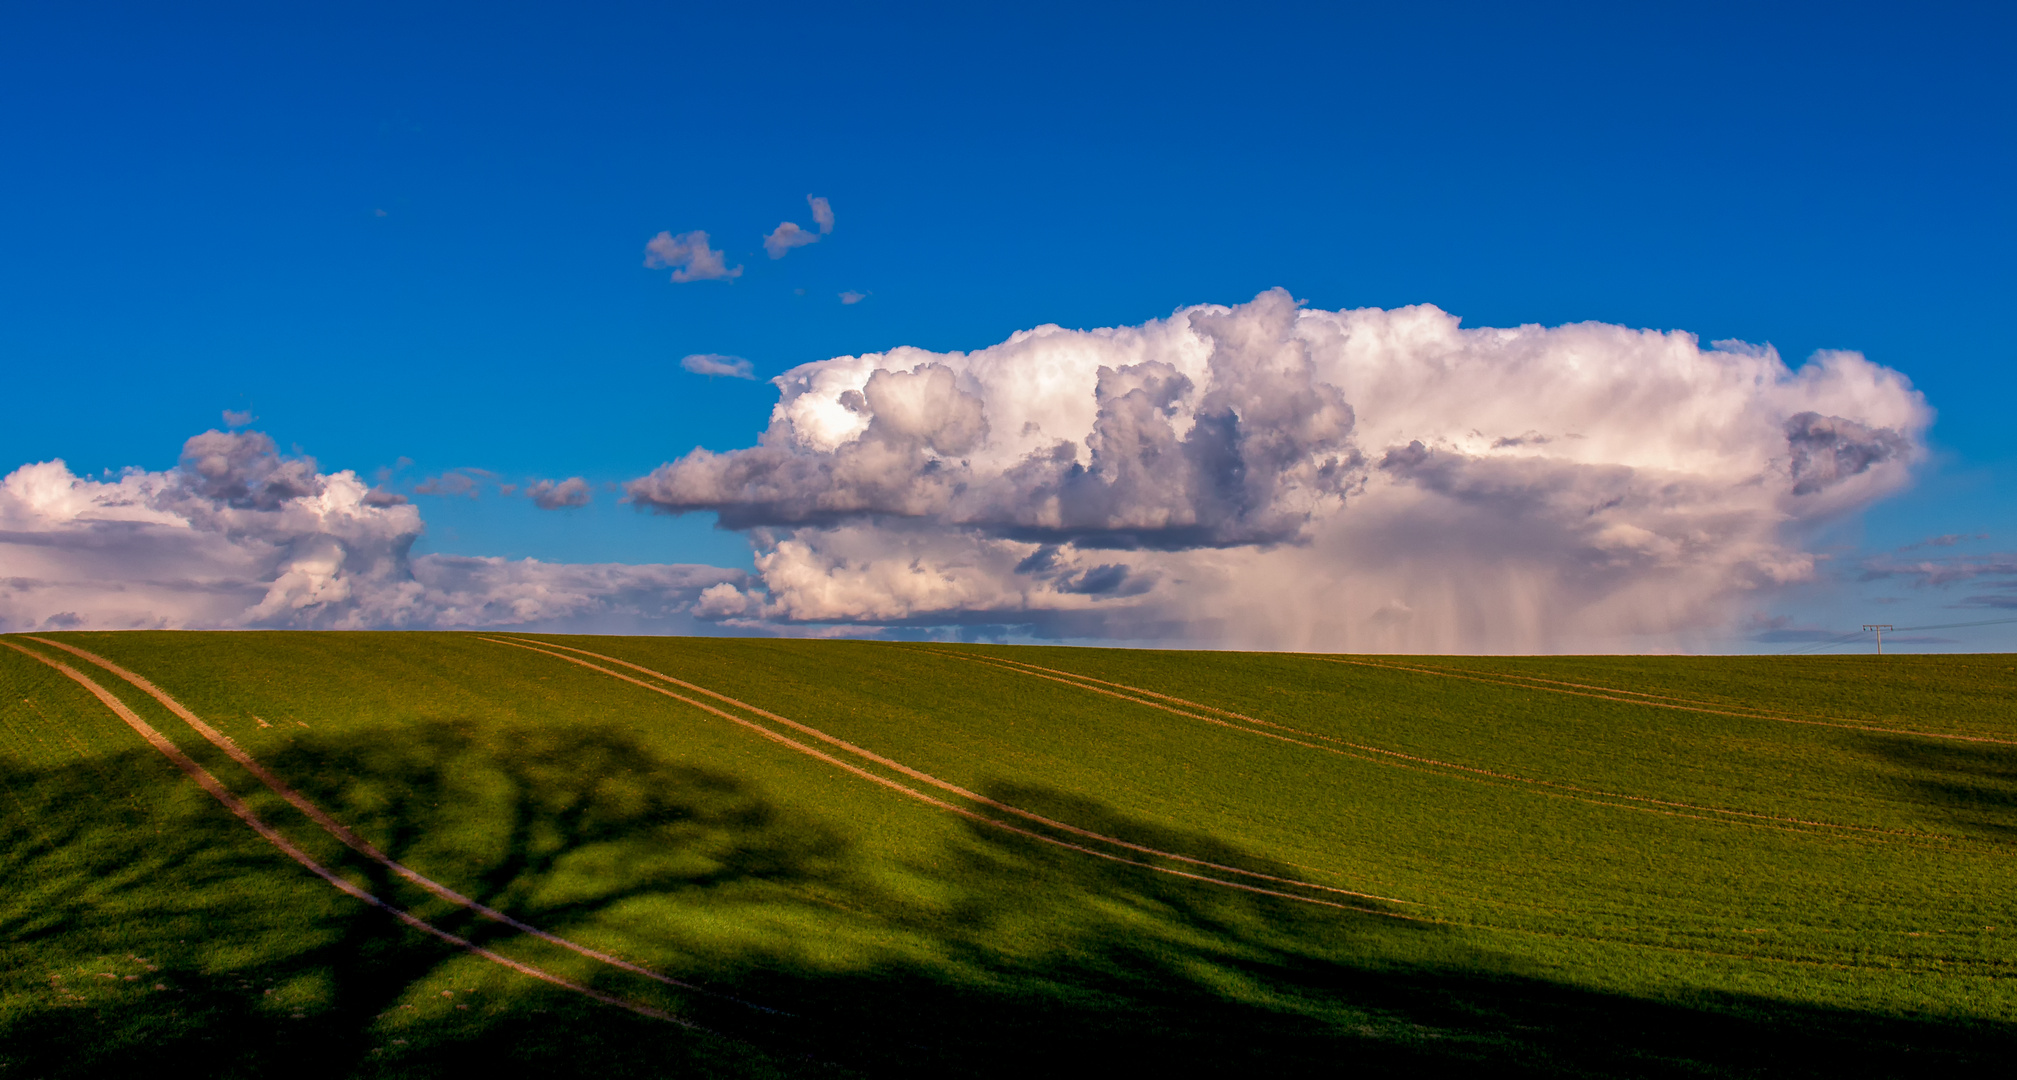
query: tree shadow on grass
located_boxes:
[0,721,841,1079]
[804,780,2017,1078]
[1860,735,2017,840]
[2,725,2013,1078]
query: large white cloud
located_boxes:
[4,292,1933,649]
[628,289,1930,650]
[0,431,740,632]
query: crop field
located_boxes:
[1,632,2013,1077]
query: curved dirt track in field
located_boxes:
[497,637,1405,903]
[947,651,1996,848]
[524,641,2016,975]
[2,639,694,1027]
[485,637,1414,915]
[15,638,1979,980]
[1323,656,2017,746]
[23,636,775,1015]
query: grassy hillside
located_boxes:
[1,632,2011,1077]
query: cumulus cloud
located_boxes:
[644,229,742,282]
[180,430,327,508]
[222,409,255,428]
[414,468,494,499]
[525,477,592,510]
[681,353,756,379]
[625,289,1931,650]
[693,581,752,619]
[0,431,742,632]
[839,290,868,305]
[763,222,819,259]
[1785,412,1910,495]
[762,195,833,259]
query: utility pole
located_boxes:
[1863,624,1894,656]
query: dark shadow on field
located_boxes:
[1861,736,2017,840]
[3,726,2013,1079]
[794,779,2016,1078]
[0,720,832,1079]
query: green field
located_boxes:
[2,632,2012,1077]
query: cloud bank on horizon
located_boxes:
[630,289,1931,650]
[0,431,737,633]
[0,291,1936,649]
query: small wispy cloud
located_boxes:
[1742,613,1837,643]
[839,290,869,305]
[374,456,413,486]
[1854,549,2017,609]
[1895,532,1989,552]
[222,409,255,428]
[415,468,496,499]
[681,353,755,379]
[525,477,592,510]
[644,230,742,282]
[763,223,819,258]
[1858,552,2017,586]
[762,195,835,259]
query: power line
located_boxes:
[1783,629,1876,656]
[1886,616,2017,633]
[1781,615,2017,655]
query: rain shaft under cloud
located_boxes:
[627,290,1930,651]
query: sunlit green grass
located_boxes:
[2,631,2011,1077]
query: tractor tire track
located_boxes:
[1,639,696,1027]
[948,651,1989,848]
[943,653,1848,838]
[483,637,1414,917]
[917,649,2017,972]
[499,637,1410,904]
[1321,656,2017,746]
[23,636,777,1015]
[514,641,2012,976]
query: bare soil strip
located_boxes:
[1,639,693,1027]
[1321,656,2017,746]
[499,636,1409,905]
[22,637,774,1015]
[953,652,1984,847]
[483,637,1414,918]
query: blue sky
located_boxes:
[3,1,2013,650]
